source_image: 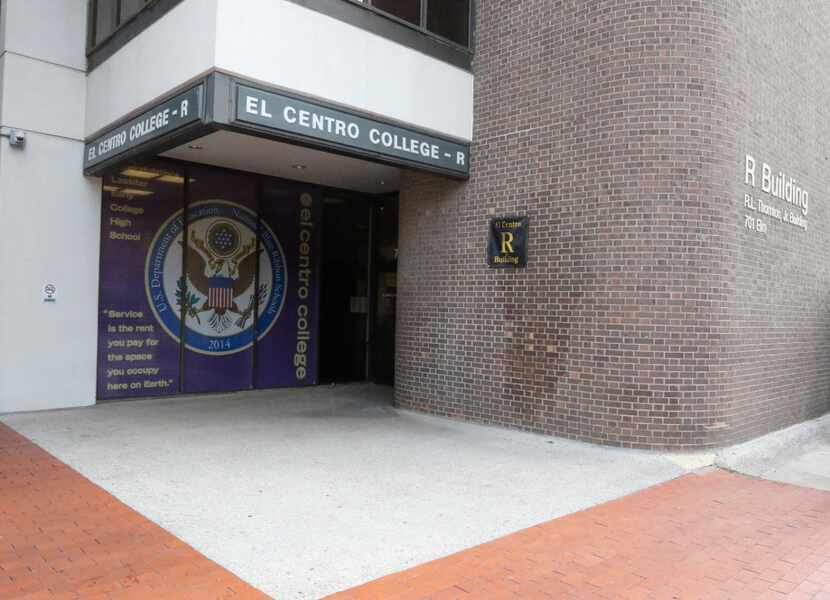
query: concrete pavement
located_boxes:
[2,384,687,599]
[718,414,830,492]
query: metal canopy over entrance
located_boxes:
[84,72,471,179]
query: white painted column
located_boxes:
[0,0,101,412]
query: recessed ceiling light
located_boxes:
[377,179,386,186]
[120,188,154,197]
[157,174,185,184]
[293,164,307,170]
[188,144,204,150]
[121,167,158,179]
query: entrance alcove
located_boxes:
[96,133,401,400]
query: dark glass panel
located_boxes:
[96,161,185,399]
[119,0,148,24]
[427,0,469,46]
[370,196,398,385]
[371,0,421,26]
[254,182,323,389]
[319,197,371,383]
[94,0,118,44]
[181,167,258,394]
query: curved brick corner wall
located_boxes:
[720,2,830,444]
[394,0,830,449]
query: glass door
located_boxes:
[318,196,372,382]
[370,196,398,385]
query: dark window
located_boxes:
[426,0,469,47]
[120,0,148,22]
[90,0,151,48]
[94,0,118,45]
[89,0,472,57]
[370,0,420,26]
[366,0,471,47]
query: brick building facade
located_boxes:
[396,1,830,449]
[1,1,827,450]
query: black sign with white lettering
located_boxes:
[234,84,470,176]
[84,85,204,170]
[487,216,529,268]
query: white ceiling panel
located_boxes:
[161,130,401,194]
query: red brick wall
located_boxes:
[394,0,830,449]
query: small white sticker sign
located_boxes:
[43,283,57,303]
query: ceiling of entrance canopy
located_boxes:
[161,131,401,194]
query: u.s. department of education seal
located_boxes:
[145,200,286,355]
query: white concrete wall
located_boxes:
[0,136,101,412]
[85,0,218,136]
[214,0,474,141]
[2,0,86,69]
[84,0,473,142]
[0,1,7,54]
[1,52,86,138]
[0,0,100,413]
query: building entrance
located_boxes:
[96,159,397,400]
[319,195,398,384]
[320,196,370,383]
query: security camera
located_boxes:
[9,129,26,148]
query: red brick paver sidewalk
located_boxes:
[0,422,269,600]
[4,419,830,600]
[328,470,830,600]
